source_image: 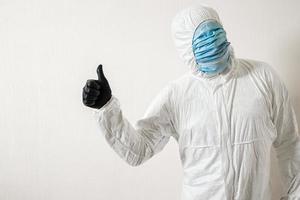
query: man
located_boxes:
[82,5,300,200]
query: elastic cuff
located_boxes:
[93,95,119,114]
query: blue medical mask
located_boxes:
[192,20,231,75]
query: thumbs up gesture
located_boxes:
[82,64,112,109]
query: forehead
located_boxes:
[193,19,223,37]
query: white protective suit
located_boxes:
[94,5,300,200]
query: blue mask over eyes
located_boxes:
[192,20,231,75]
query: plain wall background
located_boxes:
[1,0,300,199]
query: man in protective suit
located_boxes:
[82,5,300,200]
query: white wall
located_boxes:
[0,0,299,199]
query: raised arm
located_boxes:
[83,65,177,166]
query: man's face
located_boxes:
[192,19,231,75]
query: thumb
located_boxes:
[97,64,107,82]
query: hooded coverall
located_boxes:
[94,5,300,200]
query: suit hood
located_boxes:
[171,5,237,80]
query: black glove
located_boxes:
[82,64,112,109]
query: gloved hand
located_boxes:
[82,64,112,109]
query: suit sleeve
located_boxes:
[268,66,300,199]
[93,84,177,166]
